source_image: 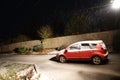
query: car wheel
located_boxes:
[92,56,101,65]
[59,56,66,63]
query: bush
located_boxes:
[14,47,33,54]
[17,46,28,54]
[33,44,43,52]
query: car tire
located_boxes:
[59,56,66,63]
[92,56,101,65]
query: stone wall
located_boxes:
[43,30,119,52]
[0,30,119,53]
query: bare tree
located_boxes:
[37,25,53,39]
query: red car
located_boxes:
[56,40,109,64]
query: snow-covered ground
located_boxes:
[47,50,59,55]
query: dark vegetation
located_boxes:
[14,44,43,54]
[33,44,43,52]
[113,33,120,52]
[1,9,120,45]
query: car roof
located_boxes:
[73,40,103,45]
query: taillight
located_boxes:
[101,48,107,54]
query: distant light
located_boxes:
[111,0,120,10]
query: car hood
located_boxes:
[58,49,65,54]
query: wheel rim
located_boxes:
[60,56,66,63]
[93,56,101,64]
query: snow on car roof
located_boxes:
[73,40,103,44]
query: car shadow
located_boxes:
[67,61,92,65]
[49,56,59,62]
[49,56,109,65]
[102,59,109,65]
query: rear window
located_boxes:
[95,42,106,49]
[100,42,106,49]
[91,43,97,49]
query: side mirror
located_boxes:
[64,49,67,54]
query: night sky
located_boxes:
[1,0,110,39]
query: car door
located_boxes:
[79,43,92,59]
[65,44,80,60]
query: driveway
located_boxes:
[0,53,120,80]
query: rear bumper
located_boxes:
[102,52,109,60]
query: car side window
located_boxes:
[69,44,80,50]
[81,43,91,49]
